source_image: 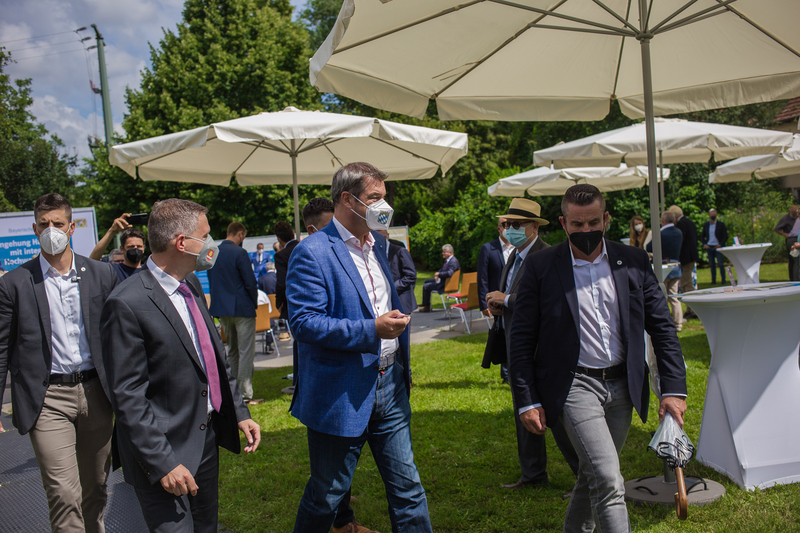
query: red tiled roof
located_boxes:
[775,97,800,123]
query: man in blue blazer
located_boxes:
[249,243,271,281]
[477,217,512,380]
[418,245,459,312]
[207,222,259,403]
[510,185,687,532]
[648,211,684,331]
[287,162,432,533]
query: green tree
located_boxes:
[82,0,323,241]
[0,49,77,212]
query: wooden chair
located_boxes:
[432,269,461,314]
[450,281,491,334]
[446,272,477,305]
[255,295,282,356]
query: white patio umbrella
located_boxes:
[309,0,800,280]
[709,134,800,183]
[109,107,468,235]
[488,164,669,197]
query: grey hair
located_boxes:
[661,211,676,225]
[148,198,208,253]
[442,244,454,254]
[331,162,388,205]
[109,248,124,259]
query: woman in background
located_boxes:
[629,215,652,249]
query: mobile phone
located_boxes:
[127,213,149,225]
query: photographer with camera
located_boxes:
[90,213,147,281]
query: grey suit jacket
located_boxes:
[498,237,550,350]
[100,270,251,488]
[0,254,119,434]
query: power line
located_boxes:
[7,39,83,52]
[12,48,88,61]
[0,29,83,45]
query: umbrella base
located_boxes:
[625,475,726,507]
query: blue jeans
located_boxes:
[293,361,432,533]
[561,373,633,533]
[706,247,726,283]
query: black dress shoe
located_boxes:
[501,477,547,489]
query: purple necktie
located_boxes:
[177,282,222,412]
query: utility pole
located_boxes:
[90,24,114,146]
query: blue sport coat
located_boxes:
[207,240,258,318]
[286,223,410,437]
[249,250,272,280]
[477,239,506,311]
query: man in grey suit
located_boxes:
[100,198,260,533]
[0,193,119,532]
[486,198,579,488]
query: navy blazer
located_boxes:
[675,216,699,264]
[388,241,418,314]
[701,220,729,247]
[286,223,410,438]
[207,239,258,318]
[648,226,683,280]
[477,239,507,311]
[439,256,460,280]
[257,271,277,295]
[509,240,687,427]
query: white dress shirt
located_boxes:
[147,257,213,413]
[40,254,93,374]
[332,217,398,359]
[500,237,514,264]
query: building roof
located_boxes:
[774,97,800,123]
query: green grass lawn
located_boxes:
[218,286,800,532]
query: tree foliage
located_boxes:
[0,49,78,213]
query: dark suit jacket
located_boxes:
[701,220,729,247]
[257,271,277,295]
[498,238,549,349]
[675,216,699,264]
[388,241,418,313]
[648,226,683,279]
[275,240,298,319]
[207,239,258,318]
[286,225,410,437]
[100,271,251,488]
[0,254,118,435]
[509,240,687,427]
[477,239,507,311]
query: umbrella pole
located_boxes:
[659,150,666,215]
[638,5,663,283]
[291,140,301,238]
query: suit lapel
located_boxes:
[26,260,53,359]
[325,224,374,317]
[141,271,205,371]
[607,242,631,350]
[555,242,581,337]
[75,256,93,353]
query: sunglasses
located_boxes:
[501,220,533,229]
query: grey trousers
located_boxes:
[219,316,256,400]
[28,377,113,533]
[561,373,633,533]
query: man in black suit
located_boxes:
[477,217,513,380]
[485,198,579,489]
[100,198,260,533]
[418,244,460,312]
[380,230,418,314]
[0,193,119,532]
[701,208,729,283]
[670,205,699,300]
[510,185,687,532]
[274,220,298,340]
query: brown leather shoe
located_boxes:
[418,306,430,313]
[501,477,548,489]
[331,520,380,533]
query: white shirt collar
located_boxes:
[661,223,675,231]
[332,216,374,249]
[146,256,181,295]
[515,236,539,261]
[39,252,76,278]
[570,240,609,267]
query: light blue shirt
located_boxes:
[707,222,719,247]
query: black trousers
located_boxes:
[134,415,219,533]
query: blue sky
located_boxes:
[2,0,307,164]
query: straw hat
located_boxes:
[497,198,549,226]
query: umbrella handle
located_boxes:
[674,467,688,520]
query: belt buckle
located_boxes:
[76,371,85,383]
[601,367,609,381]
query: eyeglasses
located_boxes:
[501,220,532,229]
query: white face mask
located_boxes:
[351,195,394,231]
[38,226,70,255]
[634,224,644,233]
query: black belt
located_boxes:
[49,368,98,384]
[575,363,626,381]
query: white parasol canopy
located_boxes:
[309,0,800,281]
[109,107,468,235]
[709,134,800,183]
[488,164,669,197]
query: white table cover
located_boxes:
[679,282,800,489]
[716,243,772,285]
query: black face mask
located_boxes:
[567,229,604,256]
[125,248,144,264]
[710,216,717,221]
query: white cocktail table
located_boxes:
[679,282,800,489]
[716,243,772,285]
